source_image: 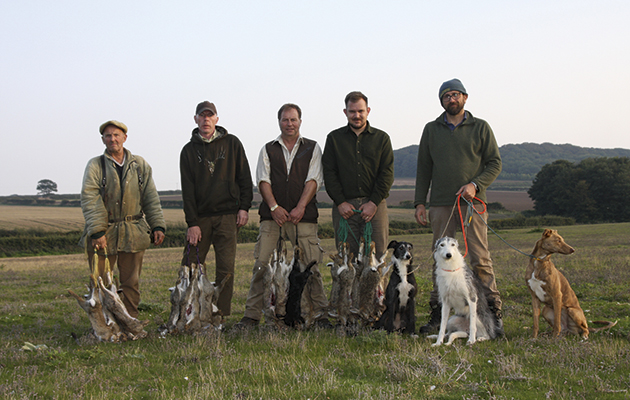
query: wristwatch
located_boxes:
[270,204,279,212]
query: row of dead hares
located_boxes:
[261,239,317,329]
[160,263,230,335]
[327,239,391,329]
[68,252,148,342]
[261,238,414,332]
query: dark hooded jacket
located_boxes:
[180,126,253,227]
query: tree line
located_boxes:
[528,157,630,223]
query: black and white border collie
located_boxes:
[376,240,417,334]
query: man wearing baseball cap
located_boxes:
[414,79,503,335]
[180,101,253,320]
[80,120,166,318]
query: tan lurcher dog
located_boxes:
[526,229,616,339]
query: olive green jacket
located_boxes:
[80,148,165,254]
[414,111,502,207]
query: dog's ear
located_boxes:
[542,229,553,238]
[387,240,398,249]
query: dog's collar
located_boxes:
[530,254,548,262]
[441,267,461,272]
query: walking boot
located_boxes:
[419,303,442,334]
[488,300,504,337]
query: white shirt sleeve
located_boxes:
[305,143,324,191]
[255,146,271,187]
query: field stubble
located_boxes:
[0,187,532,232]
[0,223,629,399]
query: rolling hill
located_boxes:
[394,142,630,181]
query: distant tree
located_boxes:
[37,179,58,197]
[528,157,630,223]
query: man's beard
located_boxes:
[350,119,366,130]
[445,102,464,116]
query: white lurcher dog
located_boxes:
[430,237,501,346]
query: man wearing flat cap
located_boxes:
[80,120,166,318]
[414,78,503,335]
[180,101,253,319]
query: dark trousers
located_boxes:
[181,214,238,316]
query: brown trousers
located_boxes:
[181,214,237,316]
[89,250,145,318]
[428,205,501,310]
[243,221,328,321]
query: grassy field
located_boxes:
[1,223,629,399]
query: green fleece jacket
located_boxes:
[180,126,253,227]
[414,111,502,207]
[80,148,165,253]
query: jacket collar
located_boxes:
[437,110,474,128]
[191,125,228,144]
[104,148,134,166]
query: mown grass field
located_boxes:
[1,221,629,399]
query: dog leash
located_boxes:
[434,194,482,258]
[457,193,487,258]
[458,196,545,262]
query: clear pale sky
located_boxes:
[1,1,628,196]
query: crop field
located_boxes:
[1,222,629,399]
[0,188,532,232]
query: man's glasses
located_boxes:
[442,92,462,101]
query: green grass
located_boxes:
[1,224,629,399]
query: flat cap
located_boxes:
[99,120,128,135]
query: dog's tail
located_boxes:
[589,320,618,333]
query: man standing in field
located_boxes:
[236,103,331,328]
[80,120,166,318]
[180,101,253,319]
[322,91,394,259]
[414,78,503,334]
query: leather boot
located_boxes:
[488,300,504,337]
[419,303,442,334]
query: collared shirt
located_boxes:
[256,134,323,191]
[444,111,468,131]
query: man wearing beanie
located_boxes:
[180,101,253,320]
[80,120,166,318]
[414,79,503,335]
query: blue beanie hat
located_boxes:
[439,78,467,99]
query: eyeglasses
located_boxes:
[442,92,462,101]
